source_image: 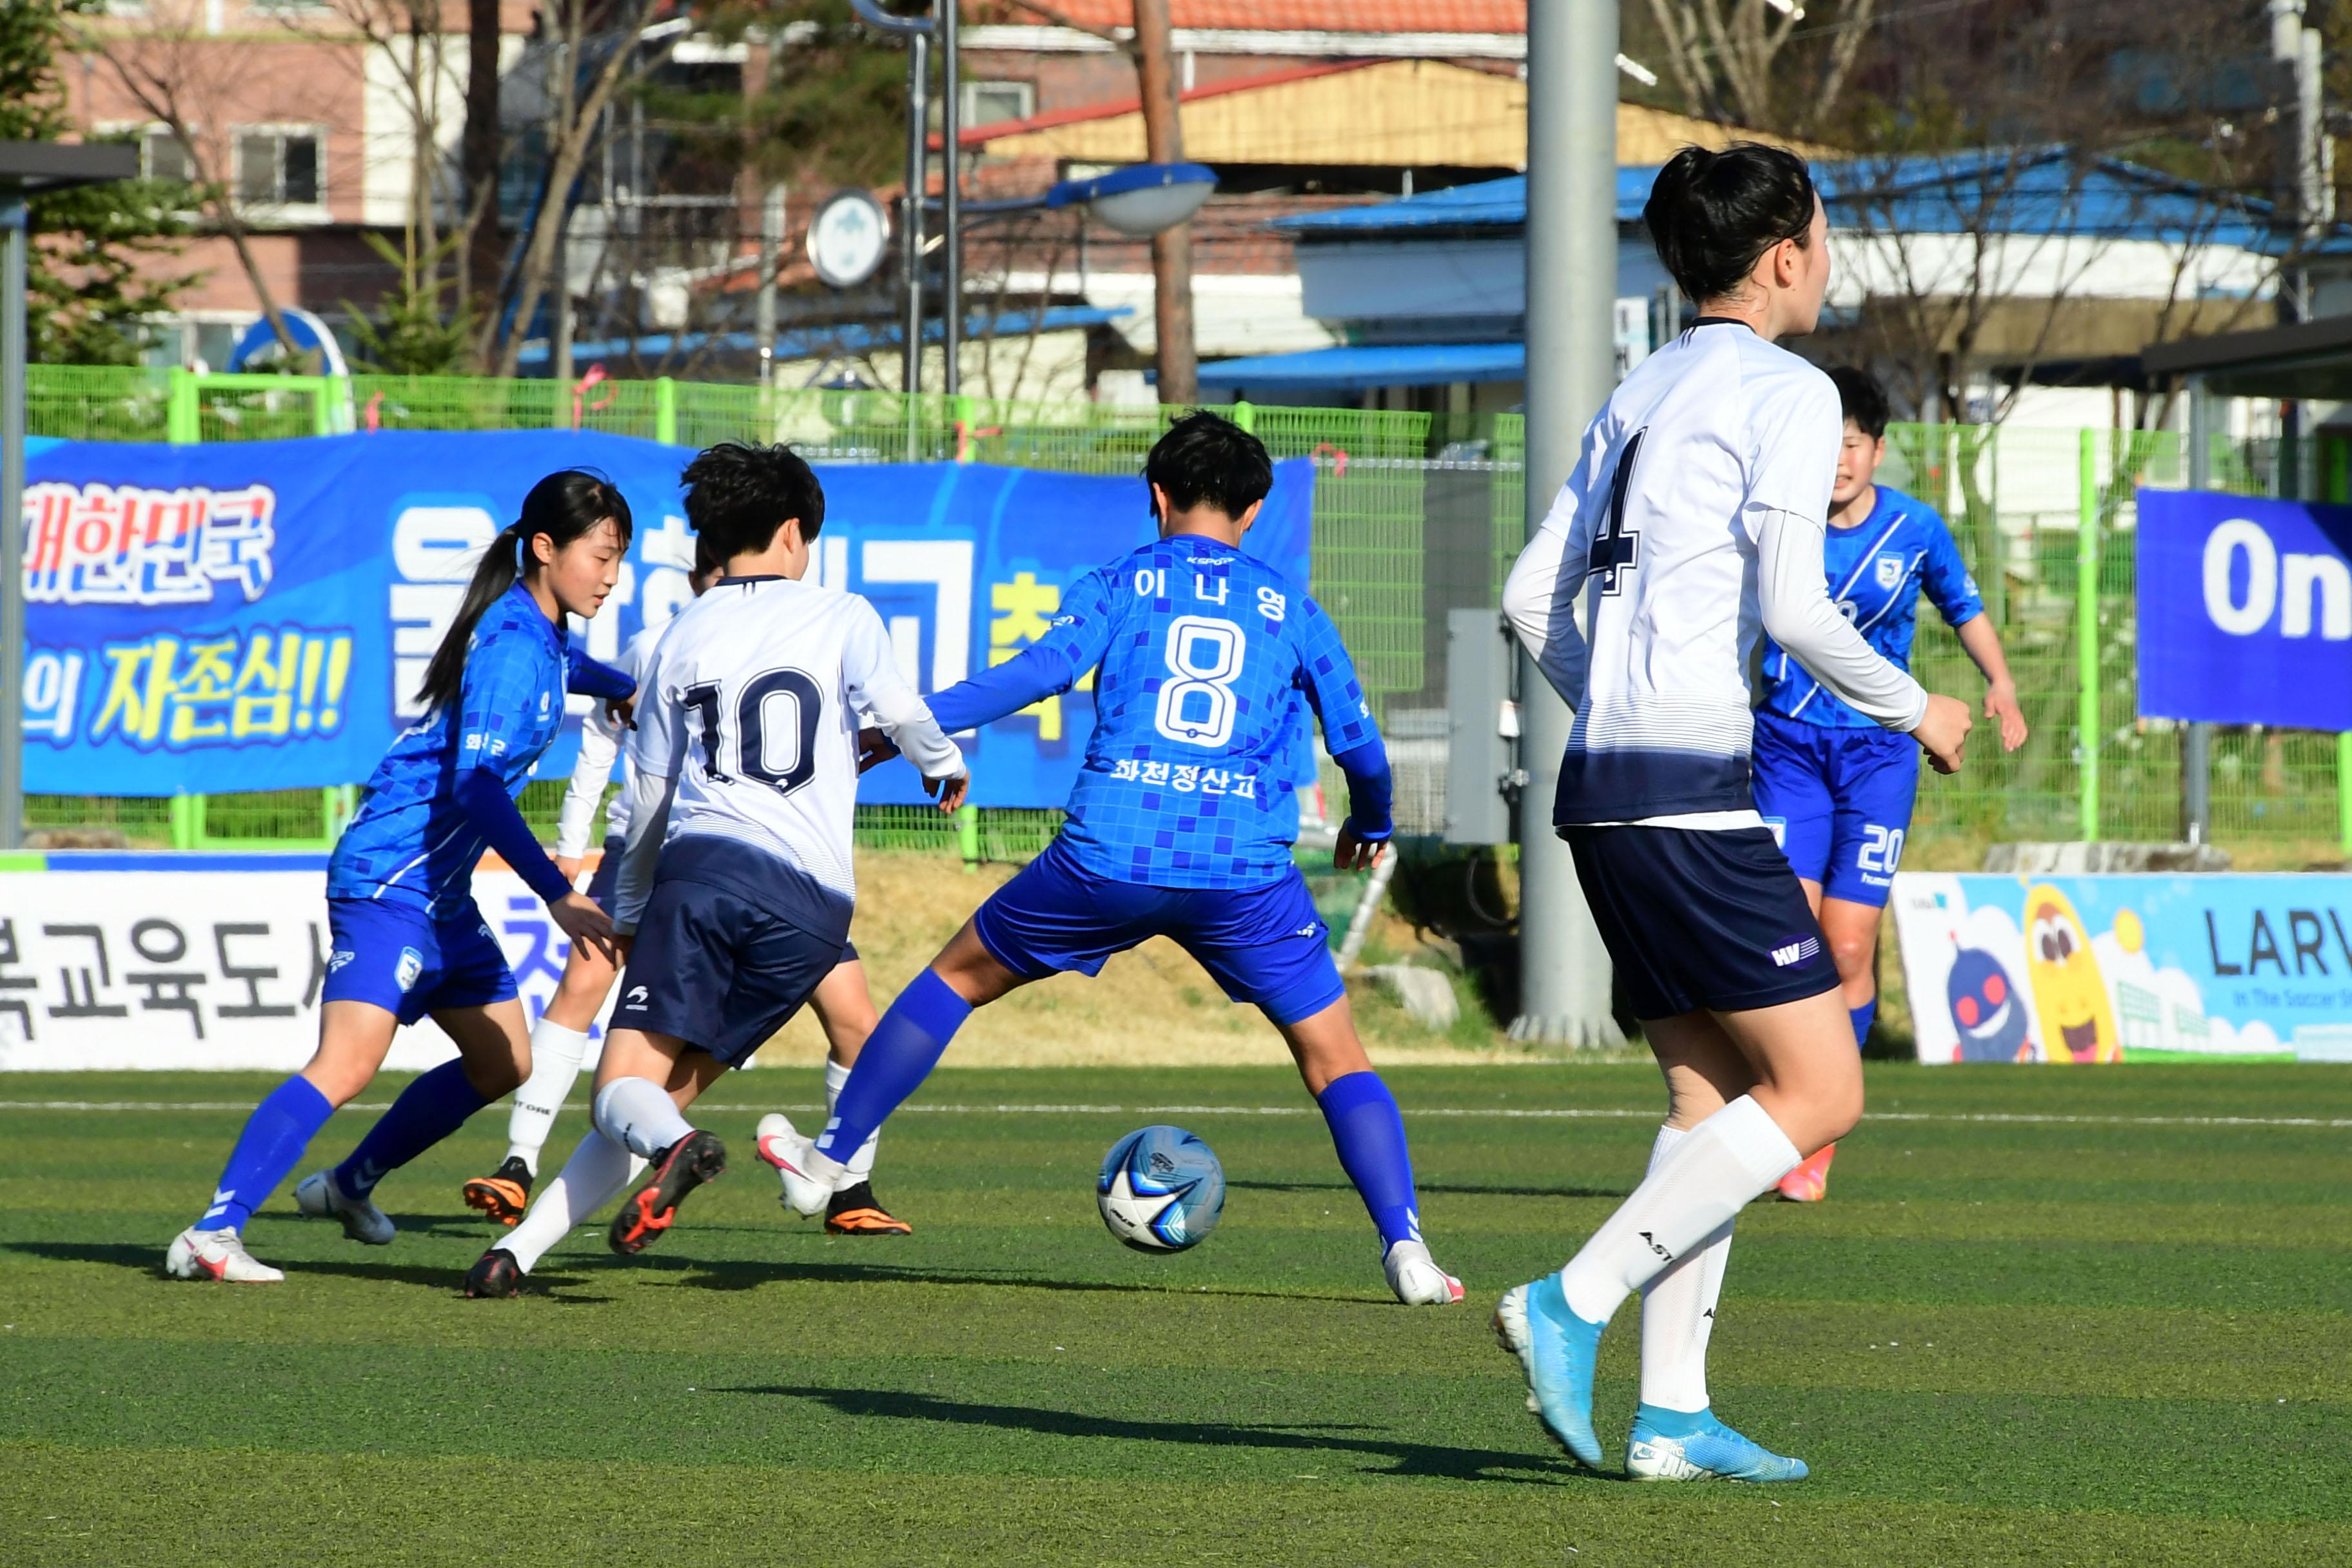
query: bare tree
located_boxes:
[1640,0,1877,132]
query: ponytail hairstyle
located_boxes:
[413,469,634,715]
[1643,142,1818,305]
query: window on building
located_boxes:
[961,80,1035,128]
[142,128,195,185]
[235,128,322,208]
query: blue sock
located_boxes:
[1316,1070,1422,1252]
[331,1059,490,1200]
[1633,1402,1712,1438]
[199,1075,333,1233]
[1850,999,1877,1051]
[816,968,970,1161]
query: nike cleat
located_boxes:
[1627,1409,1809,1483]
[755,1112,847,1217]
[464,1248,524,1298]
[1383,1239,1465,1305]
[166,1226,284,1283]
[294,1168,395,1245]
[609,1130,727,1255]
[461,1156,534,1227]
[825,1180,912,1235]
[1494,1273,1606,1467]
[1777,1143,1837,1203]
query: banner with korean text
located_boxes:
[21,432,1316,805]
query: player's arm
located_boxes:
[451,641,617,957]
[607,656,687,937]
[564,638,636,702]
[1295,597,1393,872]
[844,600,970,812]
[922,568,1114,734]
[1501,422,1602,705]
[1922,518,2028,752]
[553,696,622,877]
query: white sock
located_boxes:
[824,1059,881,1181]
[505,1019,591,1176]
[1558,1095,1798,1326]
[591,1076,695,1160]
[1636,1124,1734,1414]
[502,1130,644,1273]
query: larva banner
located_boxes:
[20,431,1317,808]
[1890,873,2352,1065]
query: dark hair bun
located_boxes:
[1643,142,1818,303]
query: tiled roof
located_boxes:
[965,1,1525,32]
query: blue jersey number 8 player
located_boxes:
[763,412,1465,1306]
[1752,368,2028,1202]
[167,472,635,1282]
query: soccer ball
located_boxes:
[1096,1124,1225,1253]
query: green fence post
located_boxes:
[2077,428,2100,843]
[166,368,199,444]
[654,376,677,445]
[957,802,981,871]
[1230,398,1255,434]
[950,394,977,463]
[168,793,197,850]
[316,375,345,436]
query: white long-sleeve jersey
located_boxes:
[611,574,964,938]
[554,622,665,859]
[1502,319,1928,828]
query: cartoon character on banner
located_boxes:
[1945,948,2030,1062]
[2023,884,2121,1063]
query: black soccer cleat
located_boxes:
[608,1130,727,1255]
[464,1248,524,1298]
[462,1155,535,1227]
[825,1180,912,1235]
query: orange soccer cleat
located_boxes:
[1776,1143,1837,1202]
[462,1156,534,1227]
[825,1181,913,1235]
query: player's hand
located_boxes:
[553,854,583,886]
[1911,692,1973,776]
[549,890,620,964]
[926,769,970,814]
[1335,822,1389,872]
[857,727,901,774]
[604,696,636,730]
[1984,680,2028,753]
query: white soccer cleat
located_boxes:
[1383,1239,1465,1306]
[755,1113,848,1217]
[294,1168,395,1246]
[166,1226,284,1283]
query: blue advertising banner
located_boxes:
[21,431,1315,805]
[1891,872,2352,1064]
[2137,487,2352,729]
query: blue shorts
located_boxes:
[321,897,518,1026]
[973,839,1346,1026]
[1565,824,1835,1019]
[1750,710,1918,909]
[614,871,844,1068]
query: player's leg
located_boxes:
[780,952,913,1234]
[468,838,626,1222]
[591,1025,730,1254]
[166,993,400,1282]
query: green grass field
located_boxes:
[2,1064,2347,1566]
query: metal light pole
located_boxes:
[1,143,137,852]
[849,1,932,397]
[1511,1,1621,1048]
[755,184,783,391]
[938,0,961,397]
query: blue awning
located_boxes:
[1197,341,1524,392]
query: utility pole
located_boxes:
[1511,0,1621,1049]
[902,28,929,397]
[939,0,962,396]
[756,184,783,391]
[1132,0,1197,404]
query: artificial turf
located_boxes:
[1,1063,2346,1566]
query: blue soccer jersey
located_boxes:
[1760,485,1984,729]
[328,582,577,917]
[945,534,1379,890]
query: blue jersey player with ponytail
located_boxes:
[759,411,1465,1306]
[168,471,636,1282]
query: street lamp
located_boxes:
[1046,162,1217,238]
[1,141,139,852]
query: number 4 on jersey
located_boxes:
[1590,427,1644,595]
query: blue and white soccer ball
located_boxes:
[1096,1124,1225,1253]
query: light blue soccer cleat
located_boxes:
[1625,1405,1809,1483]
[1493,1273,1606,1467]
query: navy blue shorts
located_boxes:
[321,897,518,1026]
[973,839,1344,1026]
[614,872,843,1067]
[1750,711,1918,909]
[1564,824,1836,1020]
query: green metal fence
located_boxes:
[21,364,2349,863]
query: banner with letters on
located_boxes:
[0,861,615,1071]
[2137,488,2352,729]
[21,432,1316,807]
[1891,872,2352,1064]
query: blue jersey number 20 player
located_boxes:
[763,412,1464,1306]
[1751,367,2028,1201]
